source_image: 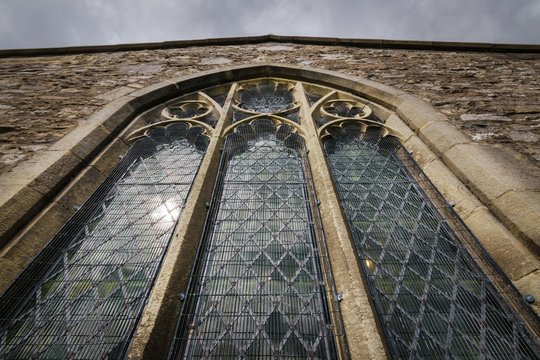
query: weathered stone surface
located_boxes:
[90,138,130,176]
[95,85,137,101]
[0,43,538,174]
[403,135,438,167]
[460,114,513,122]
[418,121,471,156]
[464,208,539,281]
[514,271,540,314]
[0,258,22,292]
[25,151,83,197]
[384,114,414,141]
[0,185,44,247]
[49,122,111,161]
[422,159,483,220]
[0,201,70,276]
[443,143,540,204]
[491,190,540,253]
[86,96,139,133]
[55,165,106,213]
[395,94,448,130]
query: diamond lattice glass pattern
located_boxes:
[0,126,207,359]
[172,126,339,359]
[324,126,539,359]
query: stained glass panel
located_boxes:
[324,125,539,359]
[0,125,207,359]
[171,120,341,359]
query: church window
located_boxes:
[0,73,537,360]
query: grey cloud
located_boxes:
[0,0,538,49]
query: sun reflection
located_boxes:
[151,199,180,222]
[365,259,375,273]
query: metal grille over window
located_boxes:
[323,125,540,359]
[0,124,208,359]
[170,119,345,359]
[232,81,300,124]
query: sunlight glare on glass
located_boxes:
[152,199,180,223]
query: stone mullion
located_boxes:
[294,82,389,359]
[127,83,238,360]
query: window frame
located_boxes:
[0,65,537,359]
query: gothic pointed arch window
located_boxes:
[0,70,538,360]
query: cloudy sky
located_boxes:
[0,0,538,49]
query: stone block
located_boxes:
[87,96,138,134]
[384,114,414,142]
[49,122,111,161]
[1,201,71,271]
[403,136,438,167]
[442,143,540,205]
[0,149,82,219]
[464,208,538,281]
[514,271,540,315]
[0,185,45,248]
[0,257,23,293]
[300,66,406,109]
[25,151,83,198]
[55,166,106,213]
[90,138,130,176]
[120,117,148,143]
[491,191,540,254]
[418,121,470,157]
[422,160,483,219]
[96,86,137,101]
[395,94,448,131]
[128,81,179,109]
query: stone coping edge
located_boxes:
[1,34,539,58]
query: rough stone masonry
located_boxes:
[0,42,538,175]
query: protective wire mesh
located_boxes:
[232,81,300,126]
[170,119,345,359]
[323,125,540,359]
[0,124,208,359]
[208,92,228,108]
[316,100,381,128]
[305,92,323,107]
[238,83,294,114]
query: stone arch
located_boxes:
[0,64,537,359]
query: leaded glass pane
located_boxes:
[324,125,540,359]
[231,81,300,125]
[171,121,340,359]
[0,125,208,359]
[238,83,294,113]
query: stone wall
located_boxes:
[0,42,538,174]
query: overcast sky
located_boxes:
[0,0,538,49]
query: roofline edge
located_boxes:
[1,34,539,57]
